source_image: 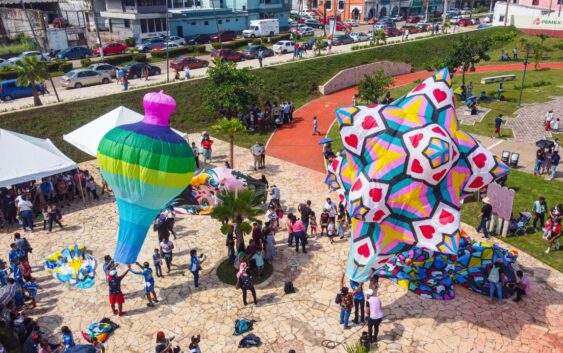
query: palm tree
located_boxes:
[211,189,264,250]
[211,118,246,168]
[15,56,48,106]
[374,30,386,45]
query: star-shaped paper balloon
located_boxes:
[326,69,509,282]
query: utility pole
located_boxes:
[323,1,327,36]
[443,0,449,25]
[503,0,510,26]
[90,0,104,60]
[517,46,530,106]
[424,0,429,22]
[20,0,60,103]
[165,10,169,83]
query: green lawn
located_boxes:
[0,26,516,163]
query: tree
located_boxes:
[531,42,544,70]
[358,69,394,104]
[15,56,48,106]
[443,35,491,85]
[211,189,264,250]
[443,22,451,34]
[204,58,263,119]
[314,38,327,56]
[211,118,246,168]
[374,30,386,46]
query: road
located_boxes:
[0,24,474,113]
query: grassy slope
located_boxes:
[328,69,563,272]
[0,27,516,163]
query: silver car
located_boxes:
[88,63,116,78]
[8,51,50,64]
[61,69,111,89]
[350,32,369,42]
[168,36,186,46]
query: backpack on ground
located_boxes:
[234,319,254,336]
[335,293,342,304]
[238,333,262,348]
[284,281,295,294]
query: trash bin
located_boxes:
[510,153,519,168]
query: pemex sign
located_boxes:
[530,16,563,28]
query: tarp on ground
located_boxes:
[63,106,188,157]
[0,129,77,188]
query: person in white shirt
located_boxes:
[324,197,337,223]
[17,194,34,231]
[270,185,280,202]
[159,238,174,273]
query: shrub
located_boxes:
[268,33,292,44]
[45,61,60,73]
[125,37,136,47]
[211,38,254,50]
[80,58,92,68]
[99,53,133,65]
[554,41,563,50]
[59,62,73,73]
[132,53,148,62]
[149,45,206,58]
[0,70,17,80]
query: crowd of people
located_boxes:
[217,101,296,132]
[534,139,560,180]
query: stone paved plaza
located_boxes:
[1,136,562,353]
[504,96,563,144]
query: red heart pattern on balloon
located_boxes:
[361,115,378,130]
[420,225,436,239]
[433,89,447,103]
[472,153,487,169]
[439,209,455,225]
[413,83,426,92]
[351,178,363,191]
[357,243,370,258]
[432,126,446,136]
[411,159,423,173]
[369,188,382,202]
[372,210,385,222]
[432,169,446,182]
[344,134,359,148]
[331,159,339,171]
[409,133,424,148]
[468,176,484,189]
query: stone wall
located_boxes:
[319,61,412,95]
[0,8,47,46]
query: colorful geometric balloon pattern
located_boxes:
[375,234,519,300]
[326,69,509,283]
[97,91,195,264]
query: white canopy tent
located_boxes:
[63,106,189,157]
[0,129,77,188]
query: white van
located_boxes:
[243,19,280,38]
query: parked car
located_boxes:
[379,16,393,23]
[391,15,404,22]
[450,15,465,25]
[288,18,298,26]
[461,8,472,15]
[242,44,274,59]
[331,34,354,45]
[210,31,237,42]
[0,79,44,101]
[122,63,161,79]
[57,46,92,60]
[350,32,369,42]
[210,48,245,62]
[367,17,379,24]
[336,22,352,31]
[303,19,323,28]
[61,69,111,89]
[384,28,402,37]
[168,36,186,46]
[406,15,421,23]
[52,17,69,28]
[470,17,481,25]
[302,37,319,50]
[297,26,315,36]
[93,42,127,56]
[400,25,422,34]
[88,63,116,77]
[373,23,385,30]
[187,34,211,45]
[8,51,50,64]
[458,18,470,26]
[135,37,166,52]
[416,22,432,31]
[343,19,359,27]
[273,40,295,54]
[0,58,13,68]
[482,15,493,23]
[448,8,462,16]
[152,42,181,51]
[170,56,209,70]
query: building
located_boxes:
[100,0,290,43]
[493,1,563,37]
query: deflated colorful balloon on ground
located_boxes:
[97,91,195,263]
[326,69,509,282]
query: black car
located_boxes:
[187,34,211,45]
[242,44,274,59]
[123,63,161,79]
[303,19,324,28]
[302,37,319,50]
[332,34,354,45]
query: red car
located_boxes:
[170,56,209,70]
[384,28,402,37]
[367,17,379,24]
[458,18,470,26]
[209,31,237,42]
[336,22,352,31]
[400,25,422,34]
[93,42,128,56]
[321,16,341,24]
[406,15,420,23]
[211,49,245,62]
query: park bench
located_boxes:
[480,74,516,84]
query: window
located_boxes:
[141,19,148,32]
[498,15,504,22]
[218,20,222,24]
[148,19,154,32]
[532,0,539,4]
[204,21,209,25]
[163,18,167,31]
[312,0,318,8]
[338,0,344,10]
[124,19,130,28]
[226,19,230,22]
[155,18,162,32]
[191,21,196,25]
[325,0,331,10]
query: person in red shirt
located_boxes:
[201,137,213,164]
[339,287,354,329]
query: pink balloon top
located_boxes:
[142,90,176,126]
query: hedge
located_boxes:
[150,45,206,58]
[211,38,257,50]
[268,33,292,44]
[59,62,73,73]
[133,53,148,62]
[81,58,92,68]
[93,53,133,66]
[0,70,17,80]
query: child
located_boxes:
[131,262,159,307]
[327,220,336,244]
[91,336,105,353]
[152,248,163,278]
[309,211,318,240]
[42,207,50,231]
[22,279,38,309]
[61,326,76,350]
[252,247,265,277]
[226,230,235,264]
[320,209,330,236]
[313,116,319,135]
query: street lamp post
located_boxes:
[517,46,530,107]
[165,11,169,83]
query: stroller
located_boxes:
[508,212,532,236]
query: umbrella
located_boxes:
[536,139,555,149]
[318,138,333,145]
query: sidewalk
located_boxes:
[267,63,563,179]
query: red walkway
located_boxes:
[267,63,563,173]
